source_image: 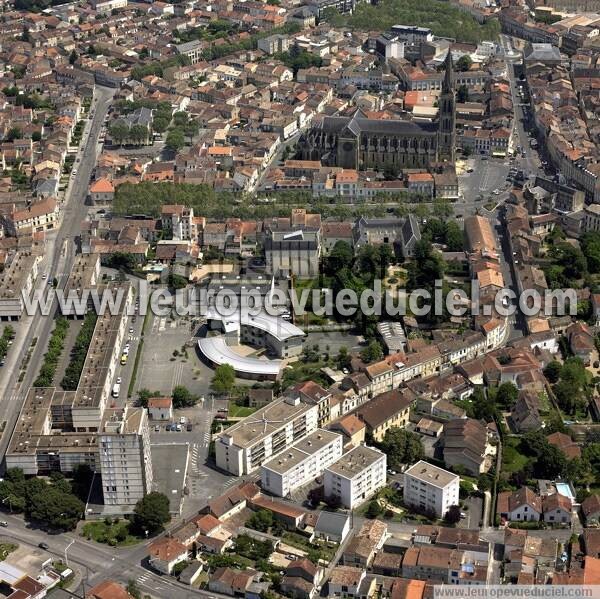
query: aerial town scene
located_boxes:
[2,0,600,596]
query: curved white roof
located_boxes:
[198,338,282,376]
[205,308,305,342]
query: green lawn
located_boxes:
[0,543,16,561]
[502,437,529,474]
[81,519,142,547]
[228,404,257,418]
[282,531,337,563]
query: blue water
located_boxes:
[556,482,574,501]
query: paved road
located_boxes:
[0,86,116,472]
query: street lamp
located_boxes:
[64,539,75,567]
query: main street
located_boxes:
[0,85,116,470]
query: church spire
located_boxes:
[443,50,454,94]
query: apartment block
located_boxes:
[0,251,41,320]
[99,407,154,506]
[323,445,386,509]
[403,461,460,518]
[215,395,319,475]
[160,204,197,241]
[261,429,343,497]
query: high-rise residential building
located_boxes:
[403,460,460,518]
[323,445,387,509]
[99,407,153,506]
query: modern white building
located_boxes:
[98,407,154,507]
[403,460,460,518]
[261,429,343,497]
[323,445,387,509]
[215,395,319,475]
[204,308,305,359]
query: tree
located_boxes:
[6,127,22,141]
[337,346,351,371]
[365,499,383,519]
[380,428,424,469]
[246,509,273,532]
[325,241,354,276]
[543,360,562,384]
[127,580,142,599]
[106,252,137,271]
[31,131,41,142]
[152,116,170,134]
[445,222,464,251]
[109,121,129,146]
[457,84,469,103]
[130,124,148,146]
[168,273,188,290]
[211,364,236,395]
[138,388,161,408]
[496,382,518,409]
[445,505,462,525]
[28,487,84,531]
[133,492,171,535]
[537,444,567,479]
[183,120,198,143]
[471,386,497,422]
[432,198,453,219]
[172,385,198,408]
[456,55,473,71]
[69,49,78,65]
[360,340,383,364]
[165,129,185,152]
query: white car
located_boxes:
[116,377,122,385]
[179,416,186,424]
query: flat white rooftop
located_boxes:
[198,337,282,376]
[205,308,305,342]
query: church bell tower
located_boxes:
[438,51,456,163]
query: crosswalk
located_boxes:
[190,443,199,471]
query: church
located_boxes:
[299,52,456,171]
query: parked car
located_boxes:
[38,543,49,550]
[0,521,7,527]
[179,416,186,424]
[154,425,160,432]
[186,423,193,432]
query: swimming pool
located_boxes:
[556,482,575,501]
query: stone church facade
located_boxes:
[299,53,456,171]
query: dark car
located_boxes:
[186,423,193,432]
[38,542,49,550]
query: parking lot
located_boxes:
[134,312,214,399]
[303,331,365,355]
[459,495,483,529]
